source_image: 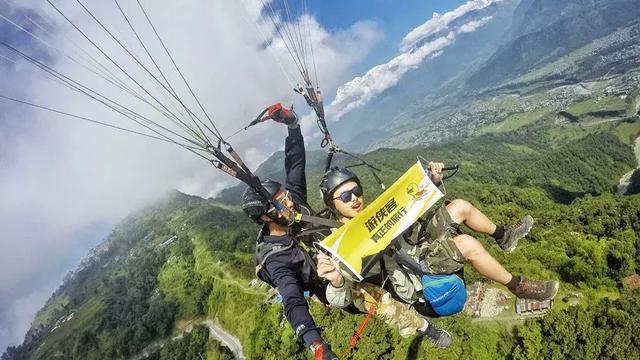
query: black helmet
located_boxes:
[241,179,282,223]
[319,167,360,207]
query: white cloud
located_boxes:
[0,0,381,351]
[458,16,494,34]
[430,50,444,59]
[400,0,501,52]
[327,14,495,121]
[328,36,453,120]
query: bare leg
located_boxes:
[452,234,512,285]
[446,199,496,235]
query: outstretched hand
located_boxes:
[266,102,299,128]
[316,252,344,288]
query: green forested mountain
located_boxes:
[468,0,640,88]
[4,114,640,359]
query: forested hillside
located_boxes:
[4,116,640,359]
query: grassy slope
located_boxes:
[566,96,627,116]
[479,109,551,134]
[29,294,70,334]
[32,298,103,359]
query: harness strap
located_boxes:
[295,213,342,228]
[391,247,424,276]
[256,239,295,267]
[347,299,380,352]
[295,226,331,239]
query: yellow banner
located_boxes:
[318,161,443,280]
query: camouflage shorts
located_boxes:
[418,204,465,274]
[351,283,425,338]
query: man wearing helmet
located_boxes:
[240,104,338,360]
[316,165,559,327]
[317,168,456,348]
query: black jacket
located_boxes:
[253,126,326,346]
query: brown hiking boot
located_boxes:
[498,215,534,253]
[511,277,559,301]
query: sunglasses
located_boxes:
[266,190,293,214]
[333,185,363,203]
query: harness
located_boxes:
[255,234,296,287]
[254,203,338,288]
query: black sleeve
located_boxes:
[284,126,307,204]
[265,249,322,345]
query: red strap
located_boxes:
[347,300,380,350]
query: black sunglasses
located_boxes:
[333,185,363,203]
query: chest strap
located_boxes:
[255,239,295,267]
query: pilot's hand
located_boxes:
[266,102,298,128]
[428,161,444,184]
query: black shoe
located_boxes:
[418,321,452,349]
[498,215,534,253]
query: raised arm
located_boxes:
[261,102,307,204]
[284,124,307,204]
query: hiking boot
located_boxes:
[418,321,453,349]
[311,342,339,360]
[498,215,534,253]
[511,277,559,301]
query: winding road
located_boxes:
[202,319,245,360]
[128,319,245,360]
[618,135,640,194]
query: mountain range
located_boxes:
[332,0,640,151]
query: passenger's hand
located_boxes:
[428,161,444,184]
[316,252,344,287]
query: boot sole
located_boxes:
[429,329,453,349]
[504,216,534,253]
[514,280,560,301]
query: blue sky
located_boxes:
[307,0,468,68]
[312,1,468,37]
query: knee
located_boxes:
[446,199,471,220]
[452,234,486,260]
[281,289,308,313]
